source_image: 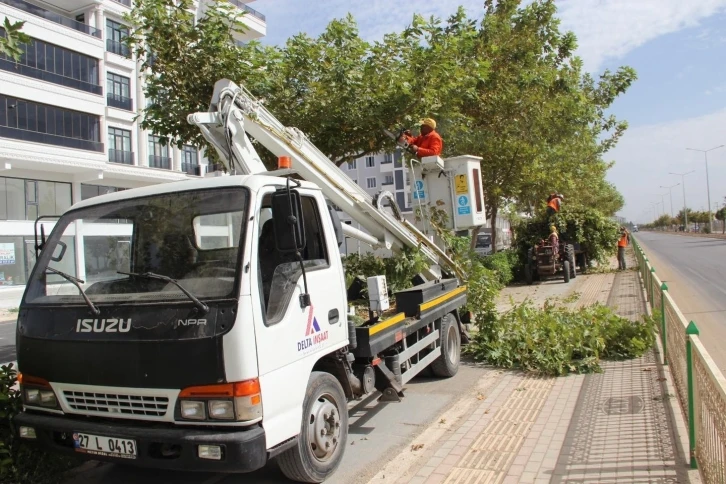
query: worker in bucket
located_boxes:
[399,118,443,158]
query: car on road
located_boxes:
[633,225,639,232]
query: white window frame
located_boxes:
[365,156,375,168]
[366,178,376,189]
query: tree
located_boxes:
[125,0,249,151]
[0,17,31,61]
[444,0,636,251]
[127,1,483,167]
[715,207,726,234]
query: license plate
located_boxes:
[73,432,137,459]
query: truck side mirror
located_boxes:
[271,189,306,253]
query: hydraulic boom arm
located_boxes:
[188,79,460,279]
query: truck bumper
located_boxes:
[14,411,267,473]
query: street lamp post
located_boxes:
[660,183,680,218]
[686,145,725,233]
[670,170,695,231]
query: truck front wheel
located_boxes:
[431,313,460,377]
[278,372,349,483]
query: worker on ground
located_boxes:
[617,226,630,270]
[546,192,563,219]
[399,118,443,159]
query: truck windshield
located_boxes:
[24,187,248,306]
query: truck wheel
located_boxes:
[278,372,348,483]
[525,264,533,285]
[563,260,571,283]
[431,314,460,378]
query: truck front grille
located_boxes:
[63,391,169,417]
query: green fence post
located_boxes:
[686,320,699,469]
[650,267,656,308]
[660,282,668,365]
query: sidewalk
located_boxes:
[370,249,697,484]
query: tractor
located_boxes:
[524,239,576,285]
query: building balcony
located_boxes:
[225,0,266,41]
[227,0,265,21]
[0,124,103,152]
[149,155,171,169]
[106,39,130,58]
[108,149,133,164]
[0,0,101,38]
[107,93,133,111]
[0,58,102,95]
[181,162,202,176]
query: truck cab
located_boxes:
[14,172,465,482]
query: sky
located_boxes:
[251,0,726,223]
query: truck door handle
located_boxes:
[328,309,339,325]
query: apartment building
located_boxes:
[0,0,265,301]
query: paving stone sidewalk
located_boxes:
[380,248,695,484]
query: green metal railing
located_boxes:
[632,237,726,481]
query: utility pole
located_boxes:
[670,170,695,231]
[660,183,680,218]
[686,145,725,233]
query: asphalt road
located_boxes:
[0,319,16,364]
[636,232,726,372]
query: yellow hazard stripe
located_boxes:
[368,312,406,335]
[419,286,467,312]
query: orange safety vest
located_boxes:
[547,197,560,212]
[618,233,629,247]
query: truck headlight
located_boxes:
[208,400,234,420]
[19,373,60,410]
[178,379,262,422]
[25,389,40,405]
[180,401,206,420]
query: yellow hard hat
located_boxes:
[419,118,436,129]
[550,225,557,233]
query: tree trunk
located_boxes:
[490,204,499,254]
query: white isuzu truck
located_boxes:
[13,80,486,482]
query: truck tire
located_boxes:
[431,314,460,377]
[563,260,571,283]
[564,245,576,279]
[278,372,348,483]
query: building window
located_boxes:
[106,73,132,110]
[365,156,375,168]
[348,160,356,169]
[366,178,376,189]
[382,153,393,164]
[81,184,125,201]
[148,135,170,169]
[383,175,394,185]
[106,19,130,57]
[181,145,199,175]
[0,176,71,221]
[0,95,102,152]
[108,127,132,164]
[0,29,100,94]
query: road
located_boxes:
[64,363,496,484]
[0,319,16,364]
[636,231,726,372]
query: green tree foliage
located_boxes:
[447,0,635,250]
[466,301,656,376]
[715,207,726,233]
[514,207,621,267]
[0,18,31,61]
[125,0,249,150]
[653,214,673,228]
